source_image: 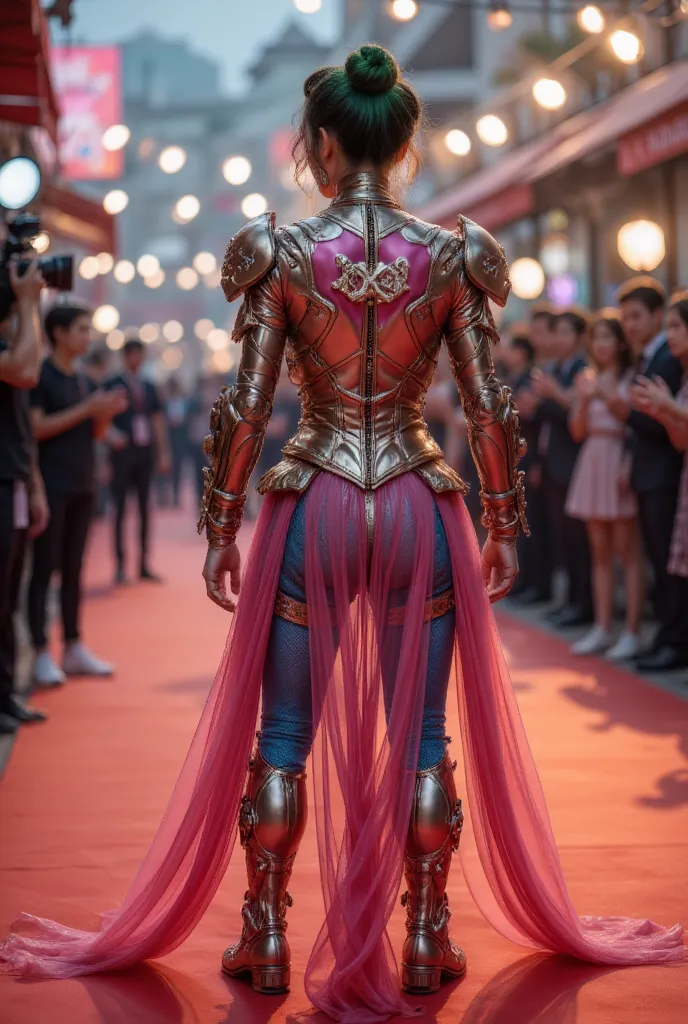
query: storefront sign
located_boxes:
[51,47,122,180]
[617,101,688,177]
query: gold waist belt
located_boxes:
[274,587,455,629]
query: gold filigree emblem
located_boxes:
[331,254,410,303]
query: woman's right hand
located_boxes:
[203,543,242,612]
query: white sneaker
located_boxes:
[33,650,66,688]
[62,643,114,677]
[570,626,613,656]
[606,631,641,661]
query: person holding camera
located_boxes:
[0,261,50,734]
[27,302,128,688]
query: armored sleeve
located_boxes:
[198,220,288,548]
[443,217,529,539]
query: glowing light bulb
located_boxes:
[510,258,545,300]
[444,129,472,156]
[159,146,187,174]
[174,194,200,222]
[136,254,160,278]
[103,189,129,214]
[79,256,99,281]
[102,124,130,151]
[92,305,120,333]
[293,0,321,12]
[487,2,513,30]
[144,270,166,289]
[114,259,135,284]
[139,323,160,344]
[617,220,665,271]
[390,0,418,21]
[207,328,230,351]
[163,320,184,343]
[241,193,268,219]
[532,78,567,111]
[476,114,508,147]
[222,156,252,186]
[176,267,199,290]
[577,4,605,33]
[193,251,217,275]
[194,319,215,340]
[96,252,114,275]
[610,29,642,64]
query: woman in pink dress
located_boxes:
[566,313,643,658]
[631,293,688,621]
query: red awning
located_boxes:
[0,0,59,144]
[41,183,116,255]
[417,61,688,230]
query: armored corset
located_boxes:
[256,203,470,496]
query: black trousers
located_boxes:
[637,486,688,651]
[110,447,154,571]
[516,478,552,598]
[27,489,94,649]
[546,477,593,612]
[0,481,28,713]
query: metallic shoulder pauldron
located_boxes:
[221,212,276,303]
[458,215,511,308]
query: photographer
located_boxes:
[28,303,128,687]
[0,261,49,734]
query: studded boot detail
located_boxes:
[400,752,466,994]
[221,746,307,994]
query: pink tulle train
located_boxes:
[0,472,685,1023]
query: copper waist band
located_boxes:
[274,587,455,628]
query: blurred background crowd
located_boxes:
[1,0,688,741]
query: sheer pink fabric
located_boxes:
[1,474,684,1024]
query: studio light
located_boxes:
[0,157,42,210]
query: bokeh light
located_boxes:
[510,258,545,300]
[32,232,50,254]
[532,79,567,111]
[577,4,605,33]
[222,156,252,186]
[79,256,99,280]
[174,194,200,222]
[159,146,187,174]
[610,30,642,64]
[114,259,136,283]
[139,323,160,344]
[103,189,129,214]
[390,0,418,21]
[162,348,184,370]
[207,328,230,351]
[617,220,665,271]
[137,254,161,278]
[105,329,125,351]
[476,114,508,146]
[193,251,217,275]
[96,252,114,275]
[144,270,166,289]
[92,305,120,333]
[194,318,215,340]
[176,267,199,290]
[163,320,184,343]
[241,193,268,219]
[102,125,130,152]
[444,129,472,156]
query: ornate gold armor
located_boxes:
[199,171,528,547]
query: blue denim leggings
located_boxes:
[259,495,455,773]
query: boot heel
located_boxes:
[251,963,291,994]
[401,964,442,994]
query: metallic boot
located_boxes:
[221,747,307,994]
[400,752,466,994]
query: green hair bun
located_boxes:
[345,44,399,95]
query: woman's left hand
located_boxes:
[203,543,242,612]
[630,375,672,416]
[481,536,519,603]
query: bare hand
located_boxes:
[629,375,671,417]
[203,543,241,612]
[9,258,45,304]
[88,388,128,419]
[574,367,596,399]
[28,485,50,539]
[481,536,519,603]
[530,370,557,400]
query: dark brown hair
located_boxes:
[669,290,688,329]
[616,275,666,313]
[44,302,91,348]
[589,312,632,374]
[292,44,422,186]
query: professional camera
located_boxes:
[0,213,73,321]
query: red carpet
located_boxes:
[1,503,687,1022]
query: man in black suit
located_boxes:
[105,338,172,585]
[607,279,686,669]
[531,310,593,626]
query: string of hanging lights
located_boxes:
[292,0,687,21]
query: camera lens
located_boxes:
[38,255,74,292]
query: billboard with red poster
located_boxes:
[51,47,122,180]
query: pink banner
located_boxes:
[51,47,122,180]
